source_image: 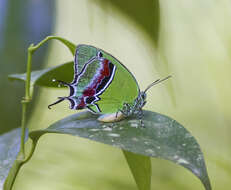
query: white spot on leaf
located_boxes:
[177,158,189,165]
[89,129,100,132]
[102,127,112,131]
[108,133,120,137]
[145,149,155,154]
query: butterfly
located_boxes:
[48,45,171,125]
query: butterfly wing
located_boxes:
[72,45,98,83]
[68,45,140,114]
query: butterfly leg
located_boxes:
[121,103,133,117]
[116,110,121,118]
[138,109,145,128]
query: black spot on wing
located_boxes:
[86,96,96,104]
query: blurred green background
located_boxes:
[0,0,55,134]
[1,0,231,189]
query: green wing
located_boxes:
[74,45,98,75]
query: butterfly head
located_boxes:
[138,75,171,107]
[121,75,171,117]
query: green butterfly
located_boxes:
[49,45,171,125]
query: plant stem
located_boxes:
[19,45,33,158]
[19,101,28,158]
[22,138,38,163]
[19,36,73,158]
[4,36,76,190]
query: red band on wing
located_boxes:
[76,59,112,109]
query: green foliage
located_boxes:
[9,62,74,87]
[123,151,151,190]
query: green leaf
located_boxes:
[123,151,151,190]
[0,128,27,190]
[29,110,211,190]
[8,35,77,87]
[45,36,76,55]
[30,36,76,56]
[8,62,74,87]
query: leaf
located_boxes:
[45,36,76,55]
[29,110,212,190]
[0,128,28,190]
[8,35,77,87]
[123,151,151,190]
[8,62,74,87]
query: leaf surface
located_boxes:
[0,128,27,190]
[29,110,211,190]
[8,62,74,87]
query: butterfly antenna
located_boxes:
[48,97,67,109]
[144,75,172,93]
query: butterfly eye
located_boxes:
[97,51,103,58]
[142,93,146,99]
[140,92,146,100]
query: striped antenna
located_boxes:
[144,75,172,93]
